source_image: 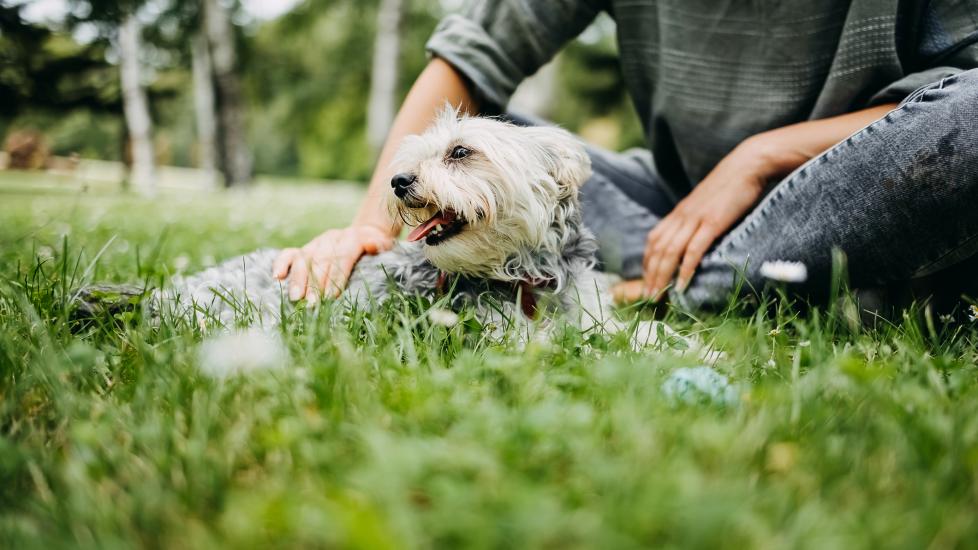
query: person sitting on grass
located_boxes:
[273,0,978,312]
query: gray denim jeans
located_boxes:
[571,68,978,310]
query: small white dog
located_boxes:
[339,107,621,333]
[82,109,705,352]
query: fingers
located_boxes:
[273,248,300,279]
[288,255,309,301]
[676,226,717,291]
[646,220,699,299]
[642,222,670,278]
[306,256,330,302]
[318,254,358,299]
[642,222,673,292]
[611,279,646,305]
[281,226,394,302]
[362,233,394,254]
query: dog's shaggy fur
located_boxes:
[84,110,704,351]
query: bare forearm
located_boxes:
[744,102,900,181]
[638,101,903,298]
[353,58,478,233]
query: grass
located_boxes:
[2,171,978,548]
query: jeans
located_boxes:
[573,68,978,310]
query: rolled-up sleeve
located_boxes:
[870,0,978,104]
[426,1,606,112]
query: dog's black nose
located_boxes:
[391,173,416,197]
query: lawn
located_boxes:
[1,171,977,549]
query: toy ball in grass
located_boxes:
[662,366,738,406]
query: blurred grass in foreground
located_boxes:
[1,171,977,549]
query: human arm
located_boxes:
[641,101,901,300]
[272,58,478,300]
[275,1,606,300]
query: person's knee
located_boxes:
[951,67,978,86]
[935,68,978,105]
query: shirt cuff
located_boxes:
[425,15,524,114]
[869,66,963,105]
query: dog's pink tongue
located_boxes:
[407,210,456,242]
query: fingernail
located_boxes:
[289,286,302,301]
[675,279,688,293]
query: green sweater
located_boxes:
[426,0,978,197]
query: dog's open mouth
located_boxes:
[406,209,467,245]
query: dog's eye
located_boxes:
[449,145,471,160]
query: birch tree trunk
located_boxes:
[366,0,404,154]
[118,13,155,193]
[203,0,252,187]
[191,31,219,188]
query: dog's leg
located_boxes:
[72,249,287,328]
[159,248,288,327]
[565,268,621,332]
[566,269,721,361]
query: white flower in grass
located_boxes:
[198,328,288,379]
[173,255,191,271]
[760,260,808,283]
[969,305,978,322]
[428,307,460,327]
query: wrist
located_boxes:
[352,206,398,237]
[351,219,396,237]
[736,133,784,178]
[738,131,814,182]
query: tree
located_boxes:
[202,0,252,187]
[191,31,219,187]
[117,12,156,192]
[66,0,157,191]
[0,4,120,118]
[366,0,405,154]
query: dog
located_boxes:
[78,109,706,353]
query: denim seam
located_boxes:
[715,71,962,260]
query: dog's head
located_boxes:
[388,107,591,281]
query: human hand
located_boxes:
[272,224,394,301]
[643,138,775,299]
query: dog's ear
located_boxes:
[522,126,592,197]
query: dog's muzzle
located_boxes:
[391,172,416,199]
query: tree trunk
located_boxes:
[118,13,155,193]
[202,0,252,187]
[366,0,403,154]
[191,31,219,188]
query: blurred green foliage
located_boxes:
[244,0,440,179]
[2,172,978,547]
[3,0,645,180]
